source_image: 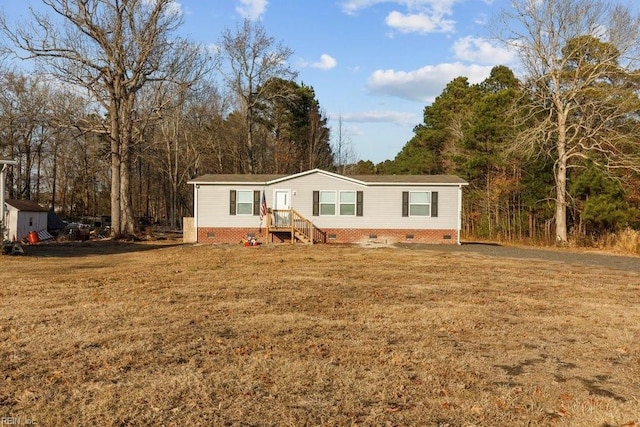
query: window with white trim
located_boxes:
[236,190,254,215]
[319,191,336,215]
[409,191,431,216]
[339,191,356,216]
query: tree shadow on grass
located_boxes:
[18,239,184,258]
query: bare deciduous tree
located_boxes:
[216,19,297,174]
[332,115,357,174]
[0,72,54,201]
[132,42,211,228]
[0,0,199,237]
[497,0,640,242]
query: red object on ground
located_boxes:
[27,230,39,244]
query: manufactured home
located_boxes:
[188,169,467,245]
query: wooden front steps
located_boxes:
[265,209,325,244]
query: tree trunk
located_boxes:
[120,146,135,236]
[555,109,568,243]
[119,97,135,237]
[555,162,567,242]
[110,97,121,237]
[246,107,255,174]
[172,132,179,227]
[50,142,57,211]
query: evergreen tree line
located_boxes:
[366,62,640,243]
[364,0,640,244]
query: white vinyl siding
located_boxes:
[194,171,463,230]
[409,191,431,216]
[339,191,356,216]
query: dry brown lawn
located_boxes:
[1,241,639,426]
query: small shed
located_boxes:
[4,200,49,242]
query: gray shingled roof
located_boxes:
[347,174,467,184]
[189,169,467,186]
[5,199,49,212]
[190,174,287,184]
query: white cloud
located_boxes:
[368,62,494,102]
[339,110,417,126]
[143,0,183,17]
[474,13,488,26]
[452,36,516,65]
[341,0,458,34]
[236,0,268,20]
[301,54,337,70]
[340,0,386,15]
[385,10,455,34]
[166,0,183,16]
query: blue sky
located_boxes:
[186,0,516,163]
[2,0,517,163]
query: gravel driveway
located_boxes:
[399,242,640,273]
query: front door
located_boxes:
[273,190,291,227]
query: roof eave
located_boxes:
[188,180,271,185]
[366,181,469,186]
[188,169,469,186]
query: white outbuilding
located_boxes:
[4,199,49,242]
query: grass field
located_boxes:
[1,241,639,426]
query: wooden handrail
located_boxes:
[268,209,325,244]
[291,209,311,244]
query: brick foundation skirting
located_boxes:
[197,227,264,244]
[197,227,458,244]
[320,228,458,244]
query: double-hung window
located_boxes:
[409,191,431,216]
[313,190,363,216]
[236,190,254,215]
[339,191,356,216]
[319,191,336,215]
[230,190,262,216]
[402,191,438,217]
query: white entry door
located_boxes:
[273,190,291,227]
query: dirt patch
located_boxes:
[1,241,638,426]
